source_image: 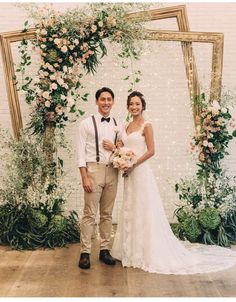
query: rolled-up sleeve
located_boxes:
[77,120,87,167]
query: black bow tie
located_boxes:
[101,117,110,123]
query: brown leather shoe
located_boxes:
[79,253,90,269]
[99,249,116,265]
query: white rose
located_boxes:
[63,66,68,73]
[51,83,58,90]
[54,38,61,45]
[45,100,51,107]
[61,95,66,100]
[221,107,227,113]
[57,78,64,86]
[203,140,208,147]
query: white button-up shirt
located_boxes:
[77,112,120,167]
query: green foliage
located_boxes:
[0,129,80,250]
[181,216,202,242]
[198,207,221,230]
[0,201,80,250]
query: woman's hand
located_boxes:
[121,163,136,176]
[103,139,115,151]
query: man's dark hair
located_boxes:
[95,87,115,100]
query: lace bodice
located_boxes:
[121,121,150,157]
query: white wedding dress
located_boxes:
[111,121,236,274]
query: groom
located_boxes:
[77,87,119,269]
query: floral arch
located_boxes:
[0,3,235,249]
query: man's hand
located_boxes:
[82,176,93,193]
[103,139,115,151]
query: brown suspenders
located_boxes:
[91,115,117,163]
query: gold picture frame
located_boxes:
[0,5,223,137]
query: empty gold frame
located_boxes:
[0,5,223,137]
[0,29,36,137]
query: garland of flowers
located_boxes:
[16,3,147,134]
[173,94,236,247]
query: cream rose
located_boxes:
[51,83,58,90]
[42,91,50,99]
[61,45,68,53]
[45,100,51,107]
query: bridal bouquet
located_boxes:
[110,147,137,177]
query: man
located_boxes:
[77,87,119,269]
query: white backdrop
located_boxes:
[0,2,236,222]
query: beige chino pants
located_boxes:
[80,162,118,253]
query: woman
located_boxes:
[104,91,236,274]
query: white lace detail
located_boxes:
[111,125,236,275]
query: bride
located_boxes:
[105,91,236,275]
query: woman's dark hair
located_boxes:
[95,87,114,100]
[127,91,146,111]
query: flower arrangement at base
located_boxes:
[0,129,80,250]
[173,93,236,247]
